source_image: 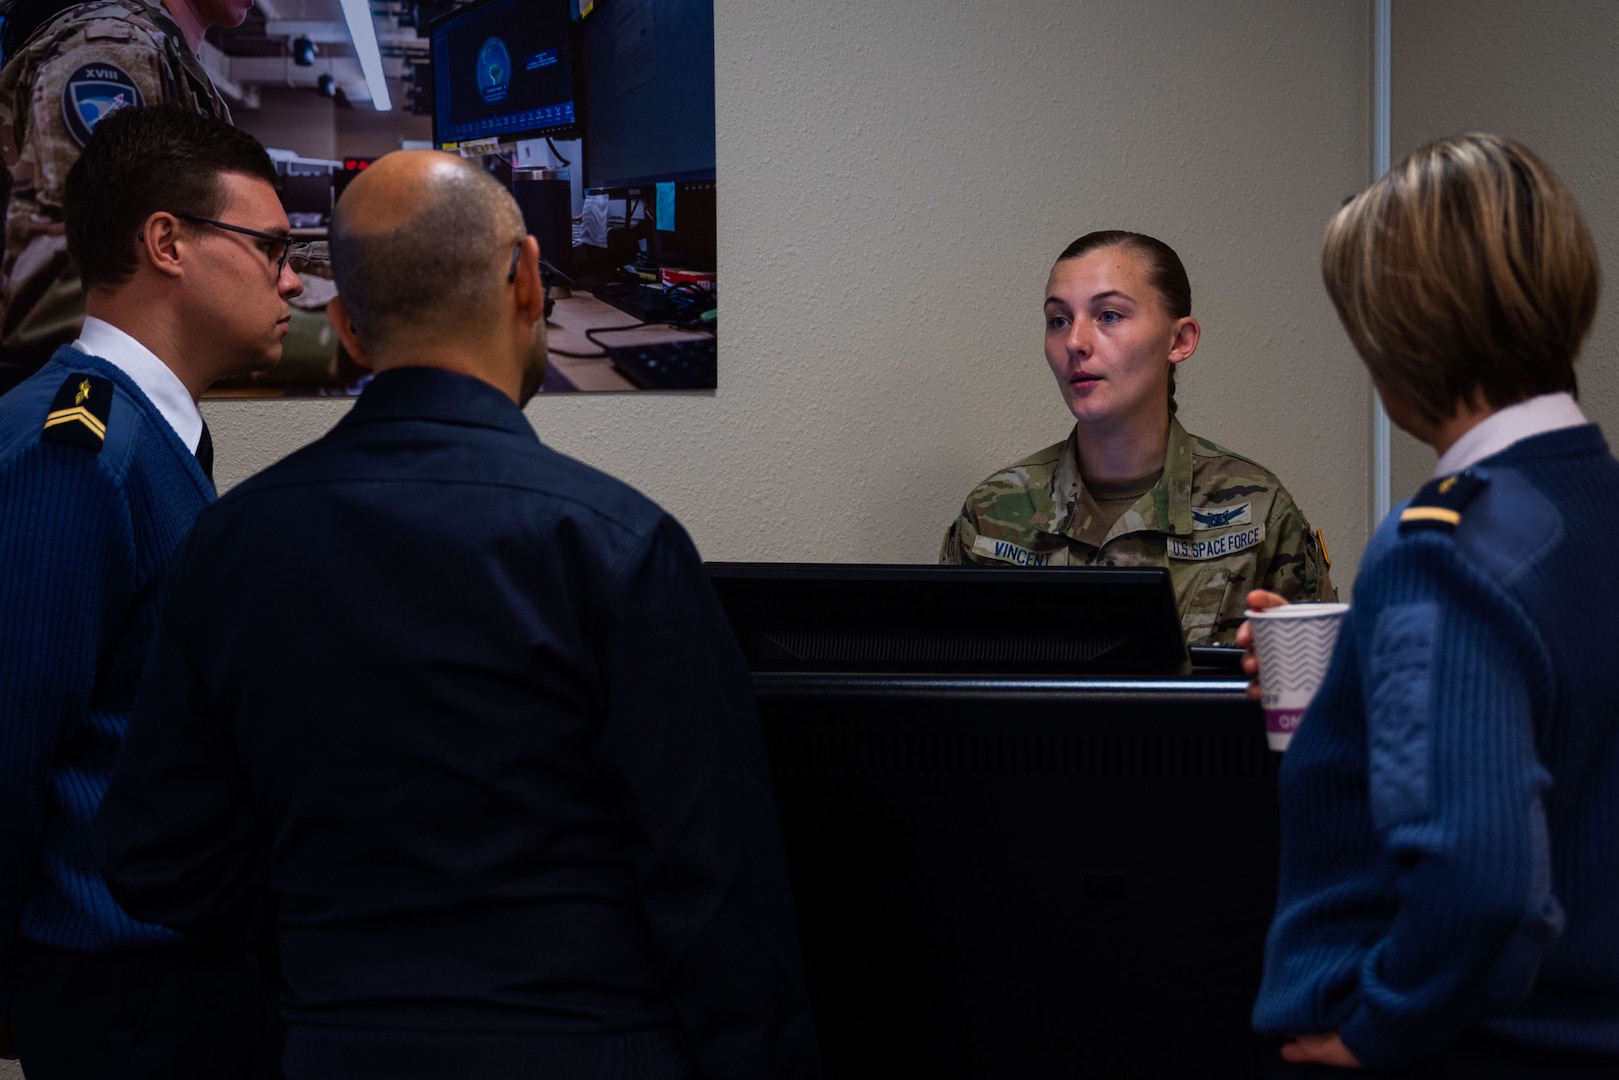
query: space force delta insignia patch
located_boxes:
[43,374,112,450]
[62,64,144,147]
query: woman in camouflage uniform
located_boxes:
[939,231,1334,646]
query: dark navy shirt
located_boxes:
[95,367,818,1078]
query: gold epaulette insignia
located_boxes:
[42,374,113,451]
[1398,471,1486,535]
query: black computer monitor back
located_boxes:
[708,563,1276,1077]
[758,675,1278,1078]
[706,563,1190,676]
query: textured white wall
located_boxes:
[204,1,1375,585]
[1389,0,1619,502]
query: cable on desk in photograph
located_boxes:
[545,317,672,360]
[547,344,610,358]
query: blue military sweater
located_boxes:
[1253,425,1619,1067]
[0,347,212,1013]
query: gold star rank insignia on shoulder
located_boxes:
[1399,470,1487,534]
[42,374,113,451]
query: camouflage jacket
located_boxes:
[939,419,1335,646]
[0,0,227,361]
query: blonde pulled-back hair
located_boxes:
[1321,133,1599,428]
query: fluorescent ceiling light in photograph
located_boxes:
[338,0,392,111]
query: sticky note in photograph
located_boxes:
[657,182,676,232]
[515,138,548,167]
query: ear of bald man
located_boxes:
[326,233,545,405]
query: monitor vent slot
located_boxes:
[758,628,1128,665]
[774,730,1275,779]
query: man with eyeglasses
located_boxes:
[0,105,298,1078]
[93,149,820,1080]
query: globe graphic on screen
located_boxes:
[476,37,511,100]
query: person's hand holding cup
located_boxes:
[1240,592,1348,751]
[1237,589,1290,701]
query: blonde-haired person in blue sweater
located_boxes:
[1246,134,1619,1076]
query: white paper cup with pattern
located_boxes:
[1244,603,1349,751]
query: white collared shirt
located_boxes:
[73,316,204,453]
[1434,392,1588,477]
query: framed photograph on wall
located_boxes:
[208,0,717,398]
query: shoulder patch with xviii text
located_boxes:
[62,63,145,147]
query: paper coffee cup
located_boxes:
[1245,603,1349,751]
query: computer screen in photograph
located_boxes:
[432,0,580,148]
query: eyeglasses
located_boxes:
[174,213,295,277]
[507,239,522,284]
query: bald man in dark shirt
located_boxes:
[95,151,820,1080]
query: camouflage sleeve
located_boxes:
[1260,490,1336,603]
[939,513,967,564]
[289,239,331,281]
[940,505,995,566]
[3,17,171,353]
